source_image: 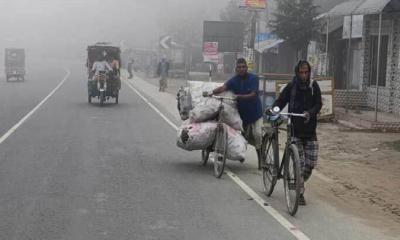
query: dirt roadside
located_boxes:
[314,123,400,234]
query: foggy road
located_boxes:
[0,63,297,240]
[0,62,396,240]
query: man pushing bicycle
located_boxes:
[203,58,263,167]
[272,60,322,205]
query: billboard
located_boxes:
[203,21,244,53]
[239,0,267,10]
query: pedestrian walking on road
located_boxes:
[127,58,134,79]
[157,57,169,92]
[272,60,322,206]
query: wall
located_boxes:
[335,90,368,108]
[362,13,400,115]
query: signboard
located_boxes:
[320,95,333,116]
[159,35,172,49]
[203,21,244,52]
[239,0,267,10]
[343,15,363,39]
[203,42,219,63]
[256,32,278,43]
[317,53,328,76]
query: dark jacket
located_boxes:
[273,77,322,139]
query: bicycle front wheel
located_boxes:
[283,144,301,216]
[261,135,279,196]
[213,124,227,178]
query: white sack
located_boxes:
[226,125,247,161]
[220,104,243,131]
[189,100,243,131]
[177,87,193,120]
[189,98,220,123]
[188,81,236,108]
[177,121,217,151]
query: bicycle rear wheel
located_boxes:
[213,124,227,178]
[261,135,279,196]
[283,144,301,216]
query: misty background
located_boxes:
[0,0,230,60]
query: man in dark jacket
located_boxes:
[273,60,322,205]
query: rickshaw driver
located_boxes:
[203,58,263,167]
[91,56,113,79]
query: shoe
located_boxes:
[298,194,306,206]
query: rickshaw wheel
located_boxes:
[115,92,119,104]
[88,95,92,103]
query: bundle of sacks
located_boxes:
[176,81,247,161]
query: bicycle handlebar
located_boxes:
[266,109,306,118]
[279,112,307,118]
[210,95,236,101]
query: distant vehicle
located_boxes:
[5,48,25,82]
[86,42,121,106]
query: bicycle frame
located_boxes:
[211,95,236,127]
[266,113,304,179]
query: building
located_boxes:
[320,0,400,115]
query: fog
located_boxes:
[0,0,230,60]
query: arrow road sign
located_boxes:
[159,36,172,49]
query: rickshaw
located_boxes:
[86,42,121,106]
[5,48,26,82]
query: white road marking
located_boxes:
[0,69,70,145]
[124,79,311,240]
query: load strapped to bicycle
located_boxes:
[176,81,248,178]
[261,106,307,216]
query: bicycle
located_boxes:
[261,107,306,216]
[201,95,236,178]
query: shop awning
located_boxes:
[255,39,284,53]
[324,0,365,17]
[353,0,393,15]
[322,0,399,17]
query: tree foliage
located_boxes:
[220,0,251,23]
[270,0,318,57]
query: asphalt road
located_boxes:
[0,62,397,240]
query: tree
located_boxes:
[270,0,318,60]
[219,0,251,23]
